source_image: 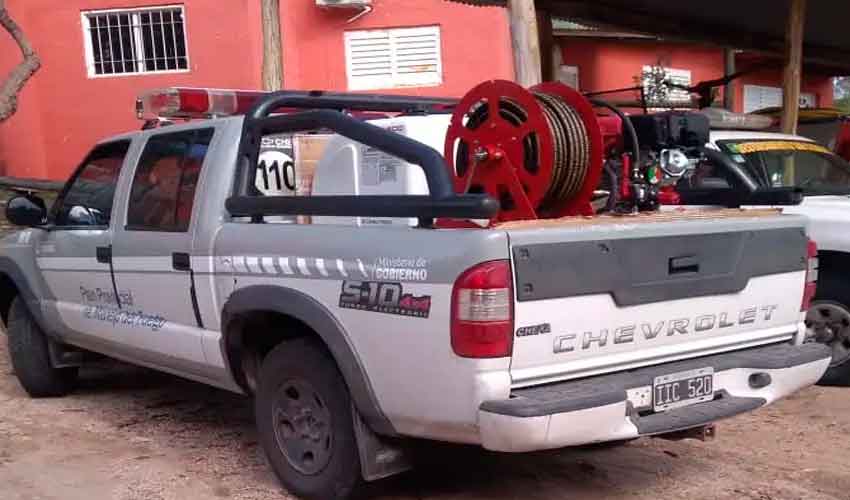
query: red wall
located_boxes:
[280,0,514,97]
[560,38,834,112]
[561,38,726,99]
[0,0,263,180]
[0,0,512,180]
[734,67,834,110]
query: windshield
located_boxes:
[718,140,850,195]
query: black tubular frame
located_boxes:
[225,90,500,221]
[696,146,760,193]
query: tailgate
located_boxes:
[506,211,808,387]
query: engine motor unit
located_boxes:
[626,111,710,151]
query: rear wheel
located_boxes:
[806,268,850,386]
[255,338,363,500]
[5,297,78,397]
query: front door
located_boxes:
[37,140,131,348]
[110,127,215,376]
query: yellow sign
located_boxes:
[730,141,831,155]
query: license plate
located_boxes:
[653,367,714,412]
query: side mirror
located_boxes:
[6,195,47,227]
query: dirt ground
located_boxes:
[1,339,849,500]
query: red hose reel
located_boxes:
[444,80,604,223]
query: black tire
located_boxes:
[6,297,78,397]
[255,338,363,500]
[808,272,850,386]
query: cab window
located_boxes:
[126,128,214,232]
[53,140,130,227]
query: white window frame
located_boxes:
[558,65,580,90]
[743,84,818,113]
[344,25,443,91]
[81,5,191,79]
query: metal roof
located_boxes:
[448,0,850,72]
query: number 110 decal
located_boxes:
[339,281,431,318]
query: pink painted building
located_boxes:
[0,0,514,180]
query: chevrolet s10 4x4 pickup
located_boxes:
[0,85,830,499]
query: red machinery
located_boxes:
[138,83,700,226]
[443,80,606,222]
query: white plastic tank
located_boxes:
[311,114,452,226]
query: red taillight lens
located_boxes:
[802,239,818,311]
[451,260,514,358]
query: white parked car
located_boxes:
[677,130,850,385]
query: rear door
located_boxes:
[37,140,131,347]
[506,213,808,387]
[109,127,215,375]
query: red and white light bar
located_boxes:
[136,87,422,121]
[136,87,270,120]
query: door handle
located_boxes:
[172,252,191,271]
[96,246,112,264]
[669,255,700,275]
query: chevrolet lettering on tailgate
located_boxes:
[554,305,779,354]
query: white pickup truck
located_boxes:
[0,89,830,499]
[676,130,850,385]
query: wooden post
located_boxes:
[781,0,806,134]
[507,0,542,87]
[261,0,283,91]
[537,9,554,82]
[723,48,736,111]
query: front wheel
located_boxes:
[255,338,363,500]
[807,299,850,386]
[5,297,78,397]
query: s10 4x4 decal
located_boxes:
[339,281,431,318]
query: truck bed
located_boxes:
[496,208,783,230]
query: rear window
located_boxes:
[126,128,214,231]
[718,140,850,195]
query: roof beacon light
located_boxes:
[136,87,268,120]
[700,108,774,131]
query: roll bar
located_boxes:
[226,90,498,222]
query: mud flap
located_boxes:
[352,405,412,481]
[47,337,84,368]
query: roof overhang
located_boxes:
[448,0,850,73]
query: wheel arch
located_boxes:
[0,257,41,330]
[220,284,396,436]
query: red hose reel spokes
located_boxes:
[443,80,604,223]
[444,80,555,222]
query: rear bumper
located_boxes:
[478,343,830,452]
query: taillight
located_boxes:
[801,239,818,311]
[451,260,514,358]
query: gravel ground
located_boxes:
[1,338,849,500]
